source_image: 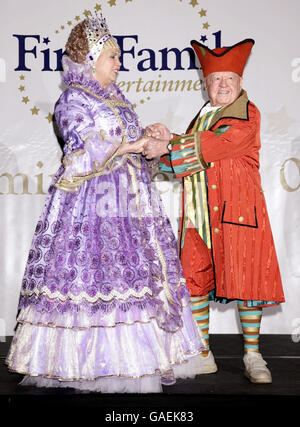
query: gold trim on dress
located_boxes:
[6,347,204,382]
[18,317,157,330]
[17,295,191,334]
[55,144,123,191]
[70,83,134,110]
[20,285,153,304]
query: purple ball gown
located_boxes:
[6,57,205,393]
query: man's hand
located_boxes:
[145,123,172,140]
[143,138,169,159]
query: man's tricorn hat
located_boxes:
[190,38,255,77]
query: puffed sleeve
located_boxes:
[54,88,122,191]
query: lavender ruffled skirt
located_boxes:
[6,160,206,393]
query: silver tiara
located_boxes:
[85,11,111,50]
[84,11,119,66]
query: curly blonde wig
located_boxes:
[65,20,89,64]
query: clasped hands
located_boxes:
[118,123,172,159]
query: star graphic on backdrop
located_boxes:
[264,107,298,136]
[125,0,133,3]
[55,30,59,34]
[31,106,39,115]
[19,75,25,80]
[83,9,91,17]
[203,22,210,29]
[22,96,29,104]
[199,8,207,17]
[67,21,72,26]
[95,3,102,11]
[61,25,65,30]
[189,0,198,6]
[46,113,53,123]
[43,37,50,45]
[18,85,25,92]
[108,0,116,6]
[200,35,207,43]
[75,16,80,21]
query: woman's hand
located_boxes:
[117,136,149,156]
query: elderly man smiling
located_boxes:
[144,39,285,383]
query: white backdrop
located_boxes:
[0,0,299,337]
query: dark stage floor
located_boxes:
[1,334,299,420]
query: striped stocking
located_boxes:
[190,294,210,356]
[237,302,262,354]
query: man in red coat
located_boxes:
[144,39,285,383]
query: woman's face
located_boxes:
[94,48,121,88]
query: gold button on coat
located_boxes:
[213,206,219,211]
[214,228,220,233]
[211,184,217,189]
[239,216,244,222]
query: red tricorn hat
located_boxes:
[190,38,255,77]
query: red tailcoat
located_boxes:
[162,90,284,305]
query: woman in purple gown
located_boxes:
[6,13,205,393]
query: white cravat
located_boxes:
[200,103,220,118]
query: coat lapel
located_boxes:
[187,89,250,132]
[208,89,250,129]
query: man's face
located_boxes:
[205,71,242,106]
